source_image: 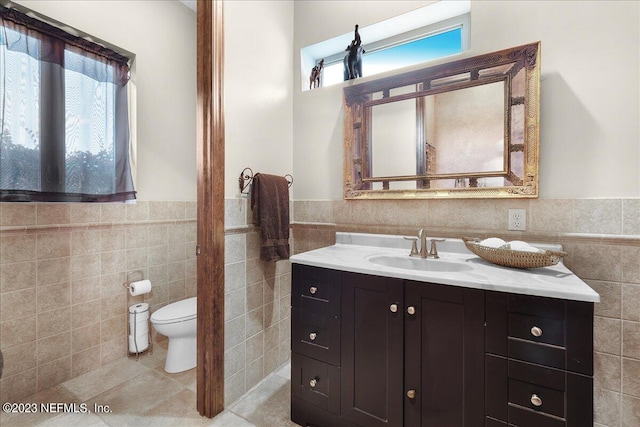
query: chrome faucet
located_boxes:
[404,229,445,259]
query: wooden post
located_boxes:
[196,0,225,418]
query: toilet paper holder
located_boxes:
[124,271,153,360]
[122,270,144,292]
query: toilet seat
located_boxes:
[151,297,197,325]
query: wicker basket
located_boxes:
[463,237,567,269]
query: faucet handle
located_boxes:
[429,238,446,259]
[404,237,419,257]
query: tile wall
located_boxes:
[291,197,640,427]
[0,201,197,402]
[2,196,637,426]
[223,198,291,406]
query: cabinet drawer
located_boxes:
[485,355,593,426]
[508,311,566,370]
[508,360,565,419]
[292,308,340,365]
[292,264,341,317]
[291,353,340,415]
[486,292,594,376]
[508,313,564,347]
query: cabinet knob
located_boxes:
[390,303,398,313]
[309,332,317,341]
[309,286,317,295]
[531,326,543,337]
[407,306,416,315]
[406,389,416,399]
[530,394,543,407]
[309,378,318,388]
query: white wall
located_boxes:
[15,1,638,201]
[17,0,295,201]
[224,0,294,198]
[293,0,435,200]
[14,0,197,201]
[471,0,639,198]
[293,0,640,200]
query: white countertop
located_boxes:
[290,232,600,303]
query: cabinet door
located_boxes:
[341,272,404,427]
[404,281,485,427]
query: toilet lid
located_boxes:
[151,297,197,324]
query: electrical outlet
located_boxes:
[508,209,527,231]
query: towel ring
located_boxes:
[239,167,293,194]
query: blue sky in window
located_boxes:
[323,28,462,86]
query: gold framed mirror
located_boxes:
[343,42,540,199]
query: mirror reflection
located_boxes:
[370,81,507,189]
[343,42,540,199]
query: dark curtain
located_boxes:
[0,6,135,202]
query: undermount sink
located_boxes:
[368,255,473,272]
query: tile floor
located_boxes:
[1,342,297,427]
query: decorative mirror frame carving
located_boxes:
[343,42,541,200]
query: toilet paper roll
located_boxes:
[129,280,152,296]
[128,334,149,353]
[129,303,149,336]
[129,303,149,315]
[129,317,149,336]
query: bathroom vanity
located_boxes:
[290,233,599,427]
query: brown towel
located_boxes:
[251,173,290,261]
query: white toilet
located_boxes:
[150,297,197,373]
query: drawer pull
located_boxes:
[407,389,416,399]
[531,326,543,337]
[309,377,318,388]
[407,306,416,315]
[390,303,398,313]
[309,332,317,341]
[309,286,318,295]
[530,394,543,407]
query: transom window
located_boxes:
[301,1,470,91]
[322,27,464,87]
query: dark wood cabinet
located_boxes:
[340,272,404,427]
[290,264,594,427]
[291,265,343,427]
[485,292,594,426]
[404,281,485,427]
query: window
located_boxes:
[322,27,464,87]
[0,6,135,202]
[301,1,470,90]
